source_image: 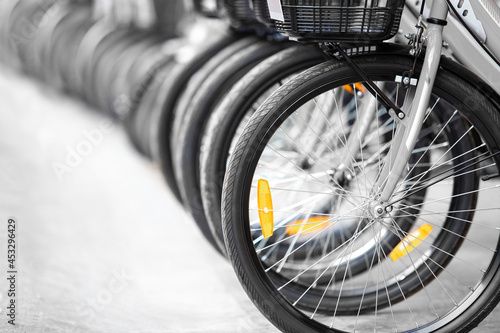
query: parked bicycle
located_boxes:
[221,0,500,332]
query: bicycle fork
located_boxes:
[333,1,450,215]
[372,0,449,214]
[372,1,448,215]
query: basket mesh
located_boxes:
[274,0,405,42]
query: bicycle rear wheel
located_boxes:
[222,54,500,332]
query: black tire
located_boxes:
[161,35,264,250]
[28,1,66,78]
[45,3,92,90]
[84,28,141,107]
[74,20,118,97]
[124,36,196,156]
[131,58,177,157]
[147,30,238,167]
[171,39,293,254]
[7,0,57,73]
[92,31,167,114]
[200,44,327,255]
[153,33,246,201]
[107,34,165,117]
[30,1,77,82]
[119,37,176,126]
[222,54,500,333]
[57,13,95,95]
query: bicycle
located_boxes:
[198,0,488,256]
[221,0,500,332]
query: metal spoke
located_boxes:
[396,205,497,253]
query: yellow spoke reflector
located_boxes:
[355,82,366,93]
[286,216,332,235]
[342,83,366,94]
[389,223,433,261]
[257,179,274,238]
[343,84,354,94]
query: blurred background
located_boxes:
[0,64,279,332]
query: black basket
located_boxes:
[274,0,405,42]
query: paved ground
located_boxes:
[0,67,498,333]
[0,67,278,333]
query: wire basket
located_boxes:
[274,0,405,42]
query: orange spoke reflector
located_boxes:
[343,84,354,94]
[389,223,433,261]
[342,83,366,94]
[286,216,331,235]
[257,179,274,238]
[355,82,366,93]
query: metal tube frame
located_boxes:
[402,0,500,94]
[373,0,450,210]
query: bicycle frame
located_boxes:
[401,0,500,94]
[364,0,447,212]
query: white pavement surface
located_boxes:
[0,67,278,333]
[0,67,498,333]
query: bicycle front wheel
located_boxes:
[222,54,500,333]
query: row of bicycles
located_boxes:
[3,0,500,332]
